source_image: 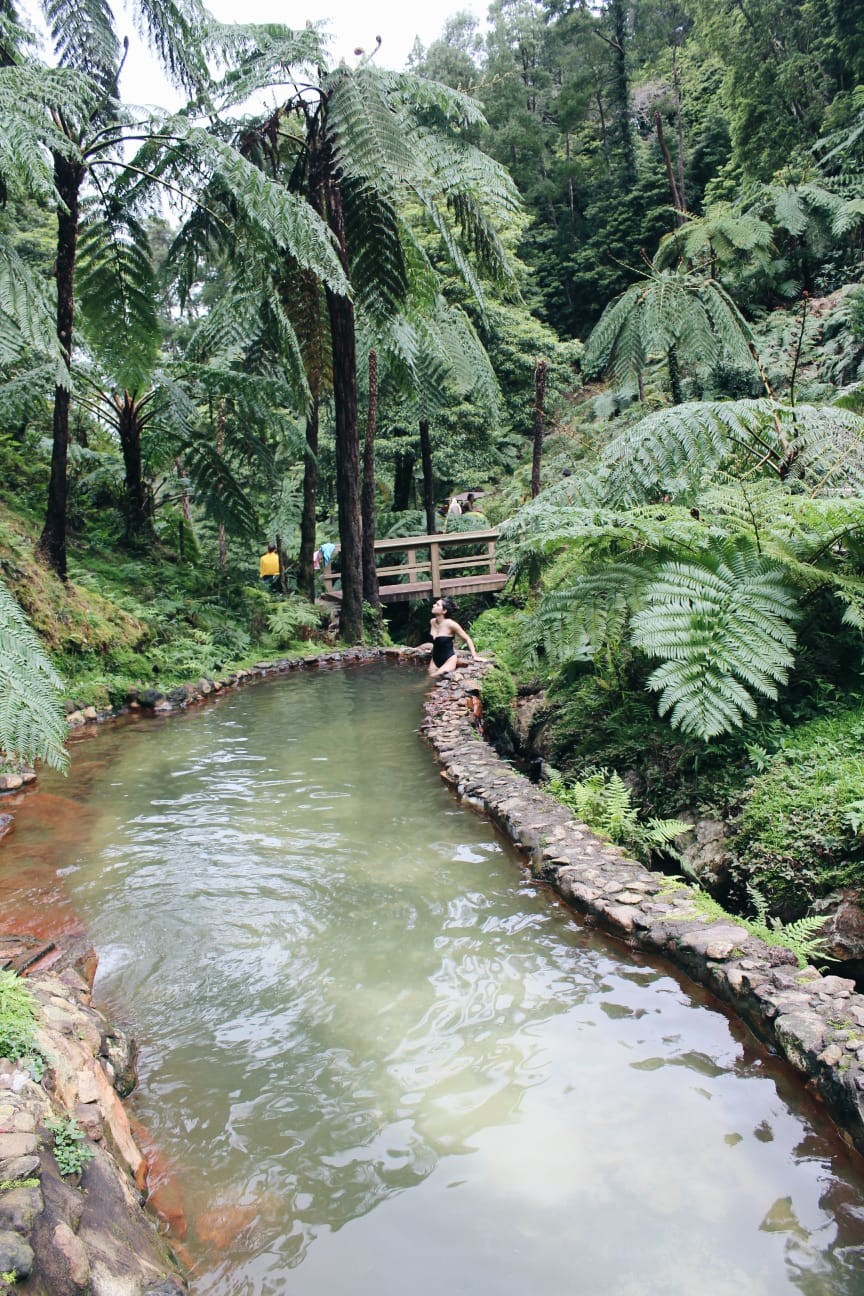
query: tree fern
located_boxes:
[0,580,67,771]
[586,399,864,507]
[582,267,756,388]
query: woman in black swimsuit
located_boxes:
[428,597,480,677]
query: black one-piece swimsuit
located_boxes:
[432,634,456,667]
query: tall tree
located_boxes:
[211,46,520,639]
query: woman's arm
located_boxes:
[450,620,479,659]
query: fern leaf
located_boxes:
[0,580,68,771]
[632,544,798,738]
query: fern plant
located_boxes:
[675,885,829,970]
[0,970,42,1069]
[501,396,864,740]
[267,598,323,647]
[0,580,68,771]
[547,767,689,864]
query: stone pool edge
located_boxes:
[421,661,864,1162]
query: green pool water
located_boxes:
[3,662,864,1295]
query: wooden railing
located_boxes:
[321,528,509,603]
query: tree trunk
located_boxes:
[326,283,364,641]
[668,346,683,405]
[531,358,548,499]
[610,0,636,183]
[393,444,415,511]
[655,111,684,224]
[320,155,363,643]
[38,154,83,580]
[361,350,380,609]
[216,398,227,570]
[298,399,320,601]
[672,46,687,215]
[116,391,154,543]
[419,418,436,535]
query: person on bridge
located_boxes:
[428,597,481,677]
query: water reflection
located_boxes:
[2,664,864,1294]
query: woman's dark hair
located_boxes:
[441,597,457,617]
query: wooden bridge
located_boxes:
[321,528,510,604]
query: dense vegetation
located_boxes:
[3,0,864,938]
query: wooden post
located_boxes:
[430,537,441,597]
[531,359,548,499]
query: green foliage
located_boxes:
[266,597,323,647]
[745,886,830,967]
[678,884,829,969]
[480,664,516,732]
[729,708,864,916]
[632,542,799,739]
[0,971,44,1076]
[502,394,864,741]
[469,606,526,671]
[582,266,757,394]
[0,578,68,770]
[547,767,690,865]
[45,1115,95,1177]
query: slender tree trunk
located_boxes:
[655,112,684,224]
[393,444,415,510]
[361,350,380,609]
[318,153,363,643]
[174,456,193,562]
[672,46,687,215]
[668,346,683,405]
[299,398,320,601]
[116,391,154,543]
[276,533,289,597]
[174,457,193,527]
[610,0,636,183]
[531,359,548,499]
[326,284,364,641]
[419,418,436,535]
[216,398,227,570]
[38,154,83,579]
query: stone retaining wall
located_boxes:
[421,662,864,1161]
[1,965,183,1294]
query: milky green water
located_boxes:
[4,663,864,1295]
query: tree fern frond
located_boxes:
[380,69,487,129]
[340,176,409,322]
[0,65,89,200]
[75,201,159,390]
[44,0,119,89]
[534,563,646,664]
[632,543,799,738]
[0,234,68,383]
[327,66,413,193]
[132,0,209,95]
[0,580,67,771]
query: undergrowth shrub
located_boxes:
[267,597,324,647]
[0,971,44,1076]
[45,1116,95,1177]
[545,673,752,818]
[480,665,517,734]
[469,605,526,672]
[728,708,864,918]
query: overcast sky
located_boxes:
[113,0,490,108]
